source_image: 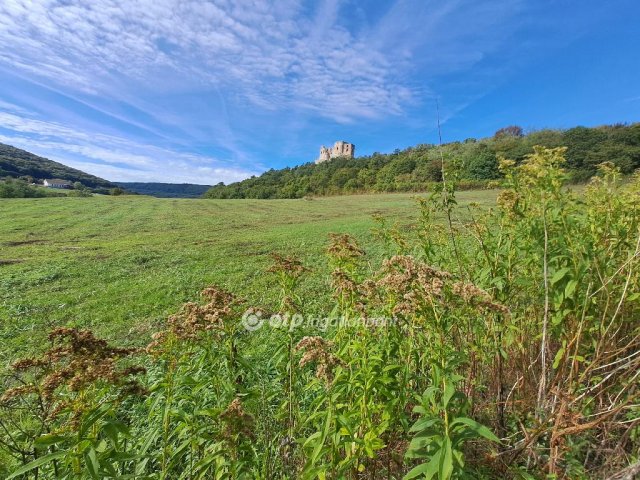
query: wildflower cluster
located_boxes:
[267,253,310,278]
[327,233,367,316]
[220,397,255,441]
[327,233,364,262]
[372,255,508,317]
[148,285,242,352]
[268,253,310,314]
[451,281,510,315]
[330,268,358,299]
[1,327,145,419]
[295,336,343,384]
[496,189,520,216]
[376,255,450,317]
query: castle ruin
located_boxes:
[316,141,355,164]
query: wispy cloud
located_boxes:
[0,0,574,182]
[0,0,531,120]
[0,0,418,121]
[0,110,258,183]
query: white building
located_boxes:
[43,179,73,189]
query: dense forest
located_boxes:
[0,143,115,189]
[205,123,640,199]
[116,182,211,198]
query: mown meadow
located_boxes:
[0,148,638,479]
[0,192,446,358]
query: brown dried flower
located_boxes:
[452,281,510,315]
[267,253,310,278]
[0,385,37,404]
[377,256,451,316]
[147,285,244,353]
[327,233,364,262]
[1,327,146,420]
[220,397,255,440]
[295,336,343,384]
[331,268,358,297]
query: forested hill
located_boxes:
[0,143,115,189]
[116,182,211,198]
[205,123,640,199]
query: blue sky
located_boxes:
[0,0,638,184]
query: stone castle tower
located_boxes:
[316,141,355,164]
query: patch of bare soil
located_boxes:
[0,259,24,265]
[4,239,46,247]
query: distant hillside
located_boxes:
[0,143,115,189]
[205,123,640,199]
[116,182,211,198]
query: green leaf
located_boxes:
[628,292,640,302]
[403,451,441,480]
[94,439,108,453]
[409,417,439,433]
[84,447,100,479]
[111,451,149,462]
[443,381,455,409]
[310,410,332,465]
[514,467,537,479]
[551,267,570,285]
[80,403,111,438]
[6,451,66,479]
[34,433,67,447]
[103,420,129,445]
[403,463,432,479]
[302,431,321,448]
[450,417,500,443]
[101,460,118,477]
[552,346,565,369]
[439,437,453,480]
[564,280,578,299]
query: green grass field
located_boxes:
[0,191,495,364]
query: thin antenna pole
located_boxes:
[436,98,446,187]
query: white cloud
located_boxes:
[0,0,536,181]
[0,100,31,115]
[0,0,525,123]
[0,0,417,121]
[0,111,258,184]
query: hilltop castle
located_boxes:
[316,141,355,164]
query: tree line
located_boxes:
[205,123,640,199]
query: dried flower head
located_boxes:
[377,256,451,316]
[497,189,520,217]
[1,327,146,420]
[452,281,510,315]
[148,285,244,353]
[295,336,343,384]
[267,253,310,278]
[327,233,364,262]
[352,279,380,316]
[220,397,255,440]
[0,384,37,404]
[331,268,358,297]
